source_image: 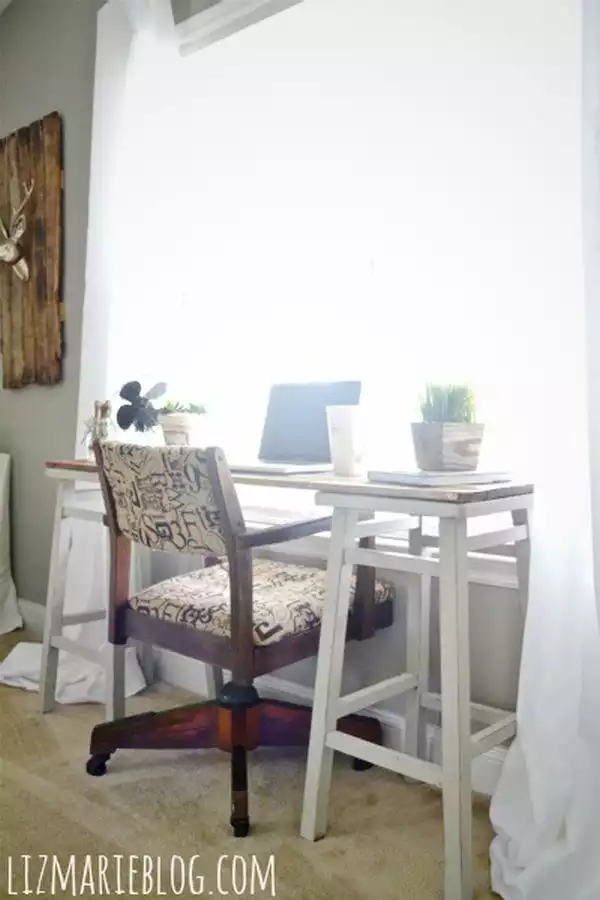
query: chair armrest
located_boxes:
[237,515,333,550]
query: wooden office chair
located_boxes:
[87,441,395,836]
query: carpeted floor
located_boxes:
[0,631,497,899]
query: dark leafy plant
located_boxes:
[116,381,167,432]
[419,384,476,423]
[160,400,207,415]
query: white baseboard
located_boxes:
[18,598,45,636]
[158,650,505,795]
[158,648,218,697]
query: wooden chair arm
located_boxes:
[237,516,333,550]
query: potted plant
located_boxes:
[411,383,483,472]
[158,400,207,446]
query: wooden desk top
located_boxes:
[46,459,533,505]
[46,459,97,474]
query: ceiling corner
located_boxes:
[0,0,12,16]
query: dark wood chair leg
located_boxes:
[86,691,381,801]
[230,743,250,837]
[87,701,219,776]
[218,683,259,836]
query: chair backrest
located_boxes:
[96,441,243,558]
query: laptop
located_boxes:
[229,381,362,475]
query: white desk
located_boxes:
[43,460,532,900]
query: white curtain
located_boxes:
[0,455,21,635]
[490,2,600,898]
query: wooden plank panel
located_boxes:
[30,118,49,382]
[6,131,24,388]
[42,112,62,385]
[17,126,35,384]
[0,137,12,389]
[0,111,63,389]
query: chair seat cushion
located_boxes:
[129,559,395,647]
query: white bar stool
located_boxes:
[39,465,128,720]
[301,483,532,900]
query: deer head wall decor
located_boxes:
[0,112,63,388]
[0,179,35,282]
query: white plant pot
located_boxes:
[159,413,204,446]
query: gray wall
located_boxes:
[0,0,103,603]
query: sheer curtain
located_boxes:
[490,2,600,899]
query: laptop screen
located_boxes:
[258,381,362,464]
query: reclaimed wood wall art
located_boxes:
[0,112,63,388]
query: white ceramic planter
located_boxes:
[159,412,204,447]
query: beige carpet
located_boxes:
[0,631,497,899]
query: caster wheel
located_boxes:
[231,820,250,838]
[86,754,110,777]
[352,758,373,771]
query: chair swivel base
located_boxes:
[86,691,382,836]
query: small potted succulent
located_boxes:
[158,400,207,446]
[412,384,483,472]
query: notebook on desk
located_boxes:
[367,469,511,487]
[229,380,362,475]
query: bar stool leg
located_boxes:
[205,665,224,699]
[404,572,431,760]
[301,507,359,841]
[129,544,157,687]
[105,643,126,721]
[40,483,69,713]
[439,517,473,900]
[404,520,429,759]
[512,508,531,618]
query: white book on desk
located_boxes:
[367,470,512,487]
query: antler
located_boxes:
[9,180,35,236]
